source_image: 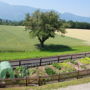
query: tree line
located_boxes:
[0,17,90,29]
[0,18,23,26]
[64,21,90,29]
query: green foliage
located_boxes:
[79,57,90,64]
[29,68,36,76]
[67,21,90,29]
[14,66,29,78]
[52,63,62,70]
[45,67,56,75]
[70,60,78,65]
[53,62,76,73]
[24,10,66,47]
[0,18,23,26]
[60,62,73,68]
[53,60,77,73]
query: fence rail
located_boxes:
[0,69,90,87]
[8,52,90,68]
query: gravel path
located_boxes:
[55,83,90,90]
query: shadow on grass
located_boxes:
[36,44,75,52]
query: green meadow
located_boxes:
[0,25,90,61]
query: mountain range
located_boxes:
[0,2,90,23]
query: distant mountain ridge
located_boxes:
[0,1,90,22]
[0,2,48,21]
[61,13,90,23]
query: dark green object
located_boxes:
[14,66,29,78]
[0,61,14,79]
[45,67,56,75]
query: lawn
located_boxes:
[0,25,90,61]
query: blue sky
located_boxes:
[0,0,90,17]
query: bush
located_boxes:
[52,63,62,70]
[70,60,78,65]
[59,62,76,73]
[79,57,90,64]
[14,66,29,78]
[45,67,56,75]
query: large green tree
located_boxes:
[24,10,66,47]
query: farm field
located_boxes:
[66,29,90,44]
[0,25,90,61]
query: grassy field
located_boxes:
[0,25,90,61]
[66,29,90,44]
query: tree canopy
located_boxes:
[24,10,66,47]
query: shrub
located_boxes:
[59,62,76,73]
[53,62,76,73]
[14,66,29,78]
[52,63,62,70]
[79,57,90,64]
[45,67,56,75]
[70,60,78,65]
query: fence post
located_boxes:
[77,63,80,79]
[40,58,42,66]
[58,56,60,63]
[71,55,73,60]
[77,70,80,79]
[38,76,41,86]
[85,53,87,57]
[19,60,21,66]
[58,73,60,82]
[26,77,28,86]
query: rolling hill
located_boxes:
[61,13,90,23]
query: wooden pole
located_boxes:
[58,73,60,82]
[77,64,79,79]
[26,77,28,86]
[19,60,21,66]
[58,56,60,63]
[40,58,42,66]
[38,76,41,86]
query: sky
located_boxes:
[0,0,90,17]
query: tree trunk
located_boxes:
[38,36,48,48]
[40,41,44,48]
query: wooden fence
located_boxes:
[8,52,90,68]
[0,68,90,87]
[0,52,90,87]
